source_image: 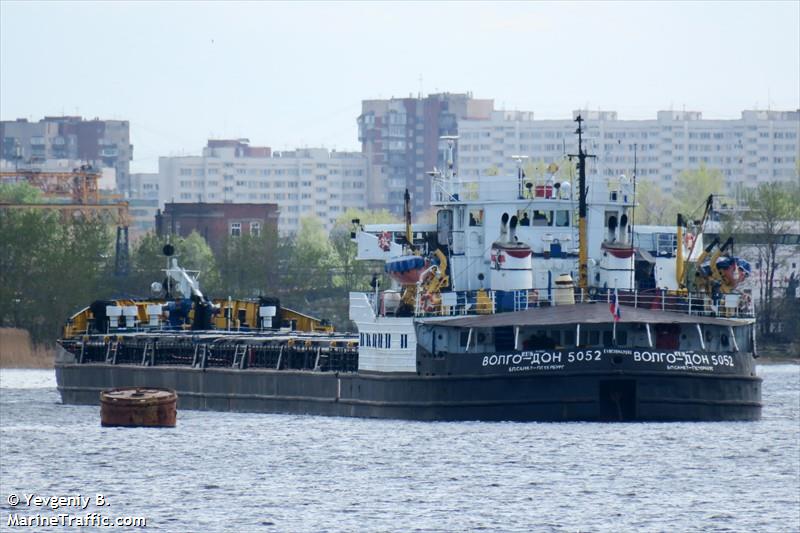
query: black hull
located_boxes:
[55,363,762,422]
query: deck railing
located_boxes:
[401,287,754,320]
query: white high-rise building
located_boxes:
[158,140,368,235]
[128,172,160,237]
[458,109,799,195]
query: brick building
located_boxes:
[155,202,279,255]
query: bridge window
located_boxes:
[532,210,552,226]
[469,209,483,226]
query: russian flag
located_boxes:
[609,288,621,322]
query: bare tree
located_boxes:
[743,181,800,336]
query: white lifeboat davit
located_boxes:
[490,213,533,291]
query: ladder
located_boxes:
[105,340,119,364]
[141,342,154,366]
[313,346,326,371]
[192,344,208,369]
[232,345,248,369]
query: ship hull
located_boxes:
[55,356,762,422]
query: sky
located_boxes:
[1,1,798,173]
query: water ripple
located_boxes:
[0,366,798,532]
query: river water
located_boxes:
[0,365,798,532]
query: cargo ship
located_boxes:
[56,117,761,421]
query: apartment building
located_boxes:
[458,109,800,195]
[357,92,493,215]
[158,139,367,235]
[128,172,160,238]
[0,116,132,193]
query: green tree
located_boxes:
[672,165,725,221]
[0,208,113,342]
[633,165,725,227]
[634,180,673,225]
[216,225,280,298]
[329,208,398,293]
[0,182,43,203]
[127,231,220,297]
[284,216,335,295]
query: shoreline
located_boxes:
[0,328,55,369]
[755,356,800,365]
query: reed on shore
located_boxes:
[0,328,54,368]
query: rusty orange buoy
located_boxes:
[100,387,177,427]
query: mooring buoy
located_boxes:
[100,387,177,427]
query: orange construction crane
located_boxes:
[0,165,100,204]
[1,166,131,274]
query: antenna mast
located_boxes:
[567,115,596,296]
[404,189,413,249]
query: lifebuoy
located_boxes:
[420,293,440,314]
[738,292,752,313]
[684,233,696,251]
[378,231,392,252]
[527,289,539,304]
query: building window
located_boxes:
[230,223,241,237]
[251,222,260,237]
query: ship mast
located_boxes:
[404,188,413,250]
[568,115,595,296]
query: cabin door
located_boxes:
[655,324,680,350]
